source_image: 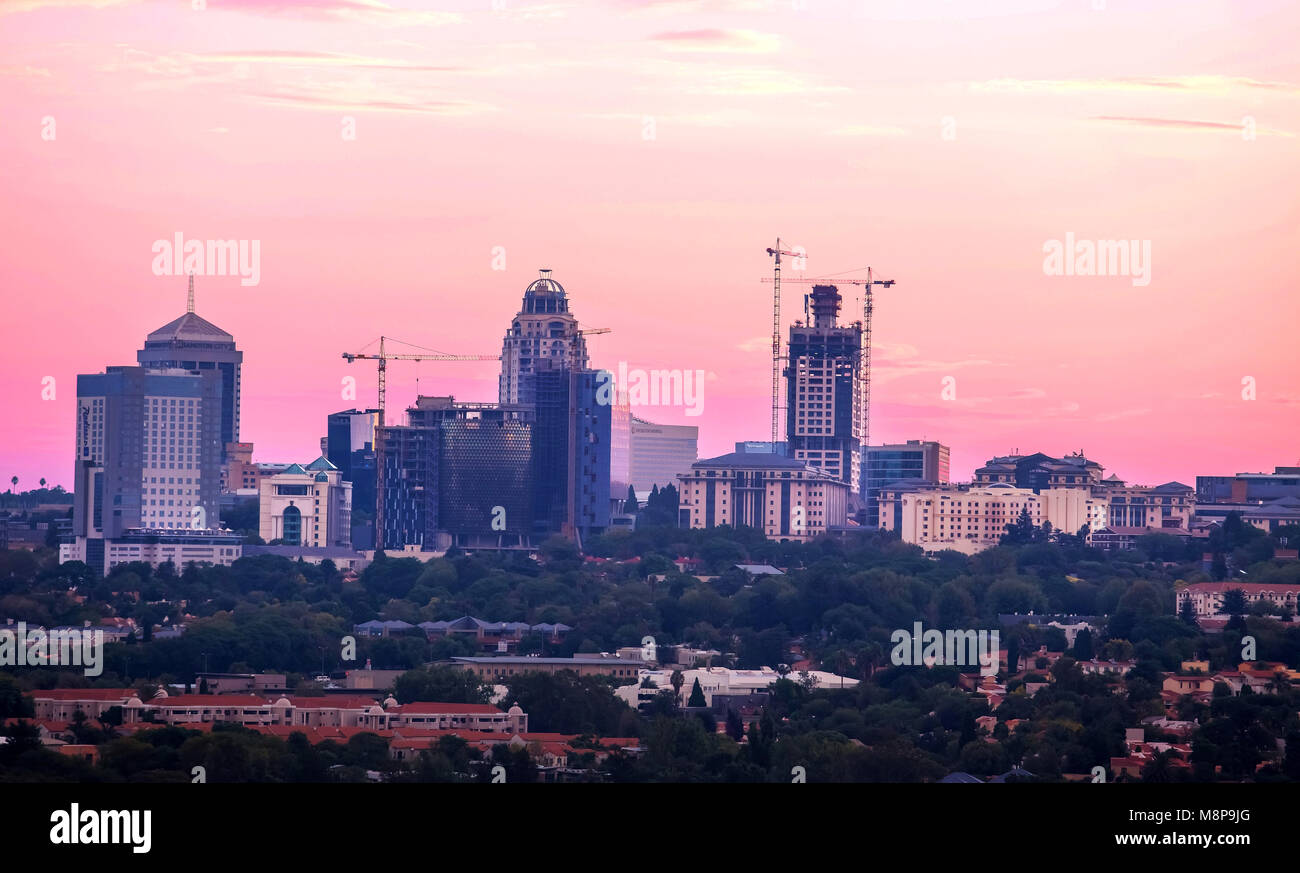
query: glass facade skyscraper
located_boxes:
[862,440,950,527]
[74,366,224,545]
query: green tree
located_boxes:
[687,677,707,708]
[393,666,491,704]
[1221,589,1247,616]
[1072,628,1094,661]
[725,708,744,742]
[504,671,634,735]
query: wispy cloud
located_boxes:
[827,123,909,137]
[0,64,52,77]
[872,356,995,385]
[202,0,463,26]
[649,28,780,54]
[658,63,847,97]
[970,75,1300,96]
[192,50,461,73]
[0,0,463,21]
[1094,407,1151,422]
[496,2,576,19]
[586,108,760,127]
[1093,115,1294,137]
[0,0,135,14]
[620,0,775,14]
[247,82,494,116]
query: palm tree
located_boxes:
[1141,751,1174,783]
[670,669,685,708]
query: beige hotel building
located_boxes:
[880,483,1107,554]
[678,452,849,542]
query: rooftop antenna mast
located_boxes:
[187,273,195,314]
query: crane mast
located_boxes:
[765,239,804,449]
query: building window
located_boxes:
[282,505,302,546]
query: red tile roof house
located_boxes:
[1078,659,1136,676]
[137,694,292,726]
[386,731,640,771]
[29,688,139,721]
[57,744,98,764]
[1177,582,1300,619]
[8,718,76,744]
[1210,670,1286,695]
[282,696,390,727]
[26,688,530,734]
[358,702,527,734]
[1024,647,1065,671]
[1161,674,1216,697]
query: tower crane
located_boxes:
[759,268,895,454]
[765,239,806,447]
[341,336,498,551]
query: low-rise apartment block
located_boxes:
[879,483,1106,554]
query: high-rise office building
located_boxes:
[610,393,631,495]
[70,365,223,572]
[379,415,440,550]
[521,368,610,540]
[863,440,950,526]
[137,277,243,461]
[326,408,380,516]
[414,398,536,543]
[573,370,612,538]
[785,285,863,498]
[382,396,537,550]
[628,416,697,492]
[498,270,609,542]
[499,270,588,406]
[381,377,610,550]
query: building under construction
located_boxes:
[371,270,610,552]
[785,284,864,500]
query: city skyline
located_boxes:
[3,0,1298,491]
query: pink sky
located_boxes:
[2,0,1297,491]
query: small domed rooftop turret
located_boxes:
[520,269,569,314]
